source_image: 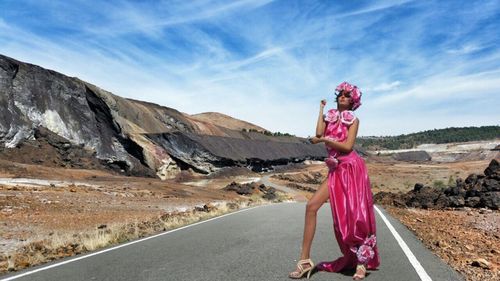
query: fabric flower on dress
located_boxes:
[364,235,377,248]
[324,109,339,123]
[324,109,356,125]
[350,234,377,265]
[335,81,363,110]
[324,154,339,170]
[340,110,356,125]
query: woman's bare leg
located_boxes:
[300,178,330,260]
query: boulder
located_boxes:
[479,192,500,210]
[484,159,499,177]
[482,178,500,192]
[413,183,424,192]
[222,181,255,195]
[465,196,481,208]
[465,173,478,185]
[448,196,465,207]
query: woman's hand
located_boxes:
[320,99,327,109]
[309,136,324,144]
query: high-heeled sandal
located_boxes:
[289,258,315,279]
[353,264,366,280]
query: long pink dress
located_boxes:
[316,109,380,272]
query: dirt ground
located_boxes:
[385,206,499,281]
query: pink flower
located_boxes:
[356,245,375,264]
[324,109,339,123]
[365,235,377,248]
[324,155,339,170]
[340,110,356,125]
[350,87,362,110]
[350,234,377,264]
[335,81,354,92]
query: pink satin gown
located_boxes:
[316,109,380,272]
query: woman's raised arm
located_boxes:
[315,100,327,137]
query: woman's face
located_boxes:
[337,90,353,108]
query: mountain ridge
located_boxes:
[0,54,326,178]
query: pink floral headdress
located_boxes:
[335,81,362,110]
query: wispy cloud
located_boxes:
[366,81,402,92]
[0,0,499,137]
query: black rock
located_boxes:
[449,186,465,196]
[482,178,500,192]
[465,174,478,185]
[448,196,465,208]
[413,183,424,192]
[465,197,481,208]
[434,193,450,208]
[443,187,453,196]
[465,187,481,198]
[408,186,440,209]
[484,159,499,177]
[262,192,277,200]
[266,187,276,194]
[480,192,500,210]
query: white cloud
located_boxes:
[446,44,484,55]
[366,81,402,92]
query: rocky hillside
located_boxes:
[0,54,326,178]
[191,112,267,133]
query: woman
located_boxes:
[289,82,380,280]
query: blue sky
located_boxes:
[1,0,499,137]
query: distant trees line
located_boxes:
[241,128,295,137]
[357,126,500,150]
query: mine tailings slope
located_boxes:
[0,54,326,178]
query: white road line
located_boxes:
[374,205,433,281]
[0,205,265,281]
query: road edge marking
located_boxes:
[0,204,269,281]
[374,205,433,281]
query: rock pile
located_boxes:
[374,159,500,210]
[286,182,316,193]
[222,182,278,200]
[392,150,432,162]
[271,171,324,184]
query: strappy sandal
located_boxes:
[289,258,315,279]
[353,264,366,280]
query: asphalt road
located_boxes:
[1,203,463,281]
